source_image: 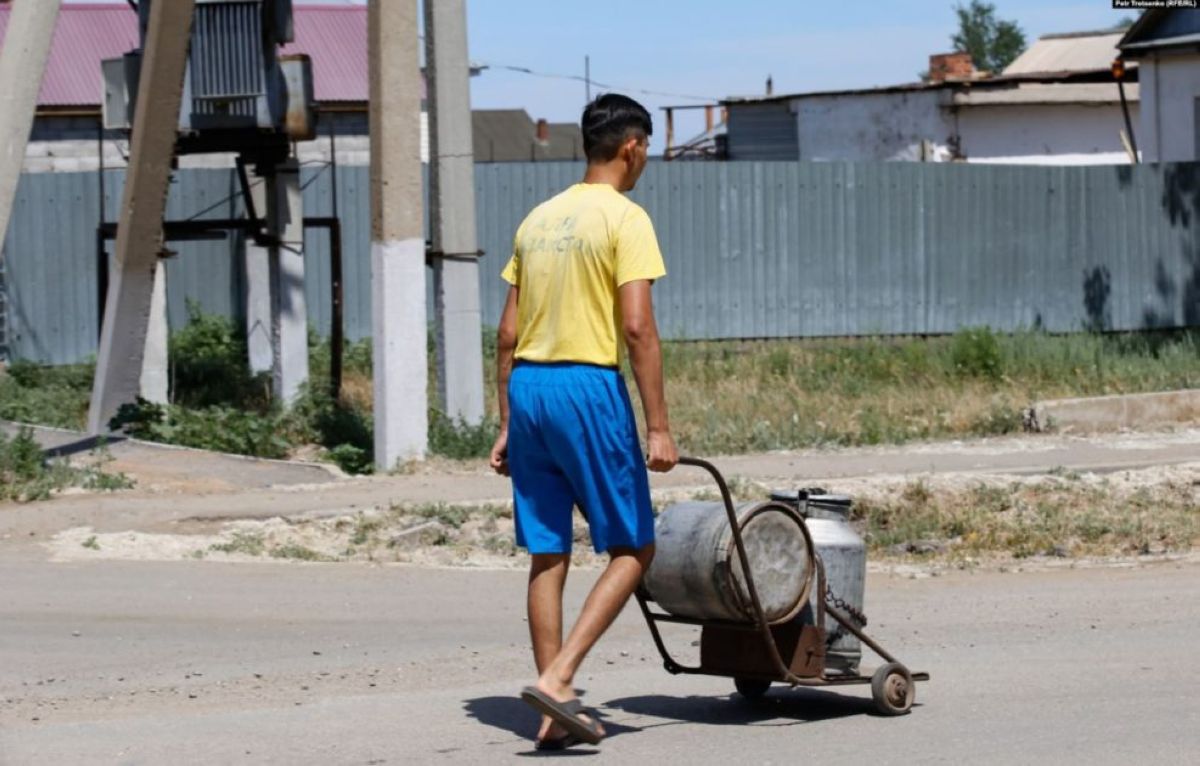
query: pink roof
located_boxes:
[0,3,373,108]
[284,6,369,103]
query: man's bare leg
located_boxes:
[528,553,569,741]
[533,543,655,730]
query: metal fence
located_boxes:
[3,160,1197,364]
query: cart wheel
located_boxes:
[734,678,772,700]
[870,662,915,716]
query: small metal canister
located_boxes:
[772,490,866,674]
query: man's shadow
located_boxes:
[462,691,637,757]
[464,686,882,753]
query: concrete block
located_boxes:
[1028,389,1200,433]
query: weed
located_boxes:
[971,397,1024,435]
[209,531,266,556]
[350,514,383,546]
[170,301,270,409]
[82,536,100,550]
[482,535,518,556]
[1047,466,1082,481]
[0,427,130,502]
[968,483,1013,514]
[864,478,1199,559]
[404,503,472,528]
[111,400,291,459]
[327,443,372,475]
[950,326,1004,381]
[270,544,324,561]
[690,475,760,502]
[81,469,135,492]
[428,410,500,461]
[286,384,374,474]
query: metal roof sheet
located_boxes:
[952,82,1137,106]
[1003,32,1126,76]
[1119,9,1200,55]
[0,3,378,108]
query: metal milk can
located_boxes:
[772,491,867,674]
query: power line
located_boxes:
[478,62,719,103]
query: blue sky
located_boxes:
[74,1,1136,150]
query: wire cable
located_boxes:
[478,63,719,103]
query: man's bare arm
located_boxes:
[619,280,677,472]
[490,286,519,475]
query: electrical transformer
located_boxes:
[102,0,316,151]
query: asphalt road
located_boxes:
[1,549,1197,765]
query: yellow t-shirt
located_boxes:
[500,183,666,367]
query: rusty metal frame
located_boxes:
[635,456,929,689]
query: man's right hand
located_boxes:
[646,429,678,473]
[489,429,510,476]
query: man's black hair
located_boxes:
[581,93,653,162]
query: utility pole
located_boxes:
[244,174,273,374]
[585,55,591,102]
[369,0,428,468]
[270,157,309,404]
[425,0,484,426]
[0,0,62,257]
[87,0,196,433]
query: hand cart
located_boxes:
[635,456,930,715]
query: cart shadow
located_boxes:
[604,686,877,727]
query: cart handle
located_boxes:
[673,456,795,679]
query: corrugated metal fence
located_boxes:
[3,161,1198,364]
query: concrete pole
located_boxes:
[270,157,309,404]
[425,0,484,425]
[87,0,196,433]
[244,174,273,374]
[0,0,62,255]
[369,0,427,467]
[138,260,169,405]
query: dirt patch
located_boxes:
[45,463,1200,571]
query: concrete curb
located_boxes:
[1027,389,1200,433]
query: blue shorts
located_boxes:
[507,362,655,554]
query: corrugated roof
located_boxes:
[0,3,378,107]
[1003,31,1126,76]
[1120,9,1200,54]
[0,3,138,107]
[282,6,370,103]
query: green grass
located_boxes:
[5,315,1200,467]
[651,328,1200,454]
[0,426,133,502]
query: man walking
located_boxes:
[489,93,677,749]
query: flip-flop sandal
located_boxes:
[535,732,582,751]
[520,686,605,745]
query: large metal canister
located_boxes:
[773,492,866,674]
[643,501,815,624]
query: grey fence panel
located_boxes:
[474,162,582,326]
[3,160,1198,364]
[4,171,103,364]
[161,169,246,330]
